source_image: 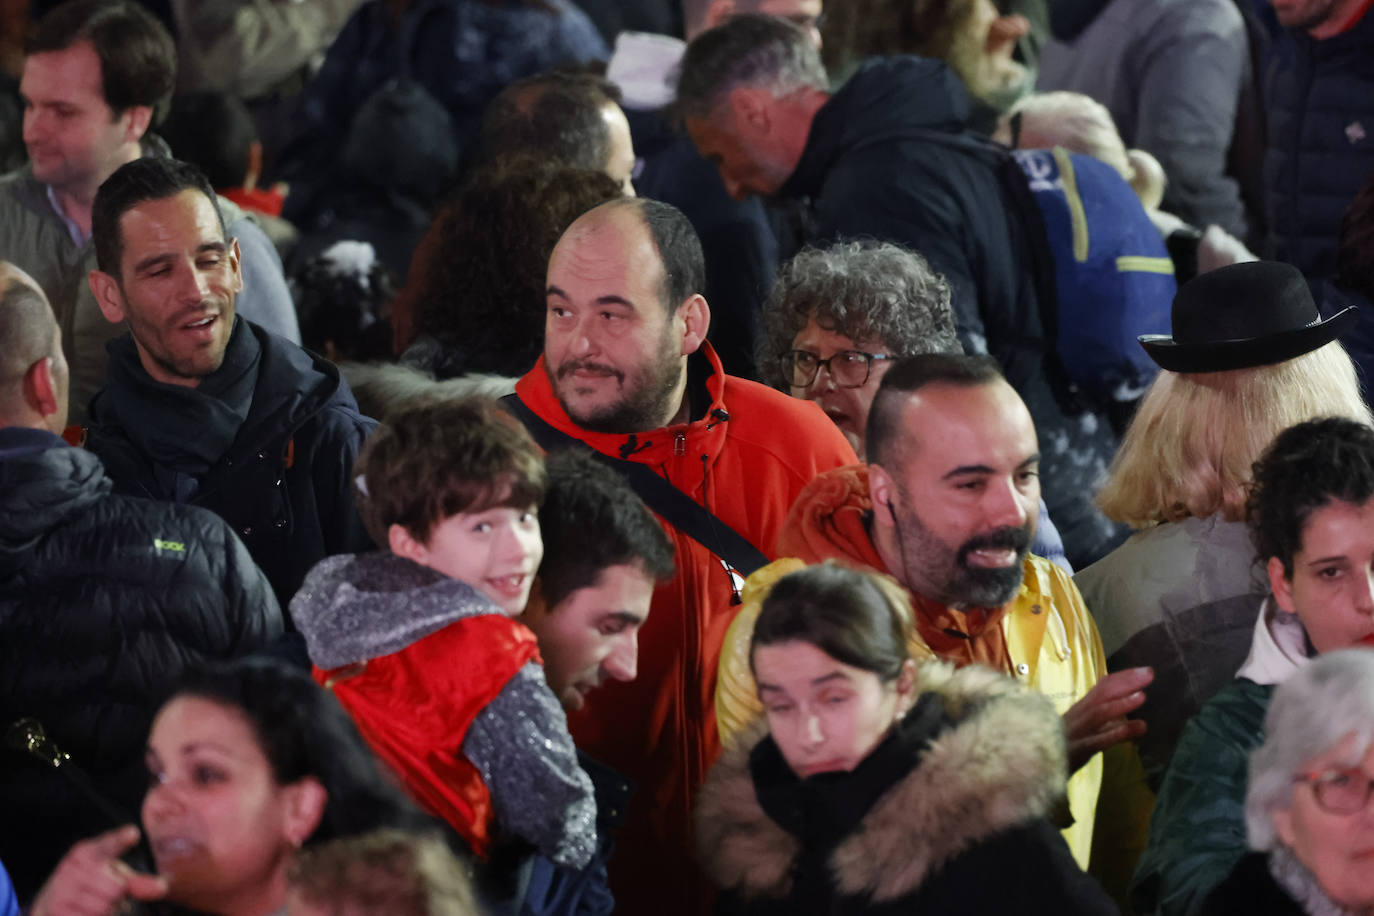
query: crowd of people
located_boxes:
[2,0,1374,913]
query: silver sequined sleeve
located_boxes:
[462,661,598,869]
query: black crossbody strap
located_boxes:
[501,394,770,576]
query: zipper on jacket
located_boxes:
[673,432,686,456]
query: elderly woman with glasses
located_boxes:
[758,239,1069,569]
[1202,649,1374,915]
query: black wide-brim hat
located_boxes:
[1139,260,1358,373]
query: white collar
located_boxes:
[1236,595,1311,685]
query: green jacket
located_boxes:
[1130,678,1273,916]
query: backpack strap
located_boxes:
[500,394,770,579]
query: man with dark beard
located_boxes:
[715,353,1154,875]
[503,196,856,916]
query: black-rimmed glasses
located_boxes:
[783,349,895,389]
[1294,768,1374,815]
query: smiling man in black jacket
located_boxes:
[83,157,377,606]
[0,261,282,901]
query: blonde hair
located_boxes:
[1001,92,1172,211]
[1097,341,1371,528]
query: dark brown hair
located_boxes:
[410,156,622,377]
[353,396,546,547]
[751,562,914,683]
[28,0,176,123]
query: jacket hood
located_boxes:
[290,552,506,669]
[775,464,885,568]
[0,435,110,576]
[783,56,971,199]
[695,661,1067,903]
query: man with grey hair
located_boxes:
[0,261,281,899]
[604,0,822,377]
[679,13,1124,568]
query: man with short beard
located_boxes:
[503,196,855,916]
[82,156,376,609]
[716,353,1154,876]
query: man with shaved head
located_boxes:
[502,197,855,916]
[0,262,281,900]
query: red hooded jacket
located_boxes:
[511,345,856,915]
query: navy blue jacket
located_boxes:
[1258,6,1374,279]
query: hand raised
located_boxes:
[1063,666,1153,773]
[30,824,168,916]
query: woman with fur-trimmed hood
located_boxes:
[695,562,1116,915]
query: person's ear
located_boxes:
[122,104,153,143]
[1268,556,1297,615]
[893,658,917,718]
[24,357,61,419]
[228,238,244,295]
[868,464,897,530]
[678,294,710,355]
[282,776,328,849]
[986,14,1030,54]
[1273,804,1296,849]
[703,0,736,30]
[245,141,263,191]
[89,269,127,324]
[729,87,772,133]
[389,523,429,566]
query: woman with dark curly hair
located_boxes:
[397,157,624,381]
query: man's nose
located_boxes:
[802,709,825,749]
[985,477,1031,529]
[604,632,638,683]
[177,263,211,303]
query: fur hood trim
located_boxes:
[694,661,1067,903]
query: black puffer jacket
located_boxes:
[780,56,1125,567]
[86,320,378,606]
[0,428,282,901]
